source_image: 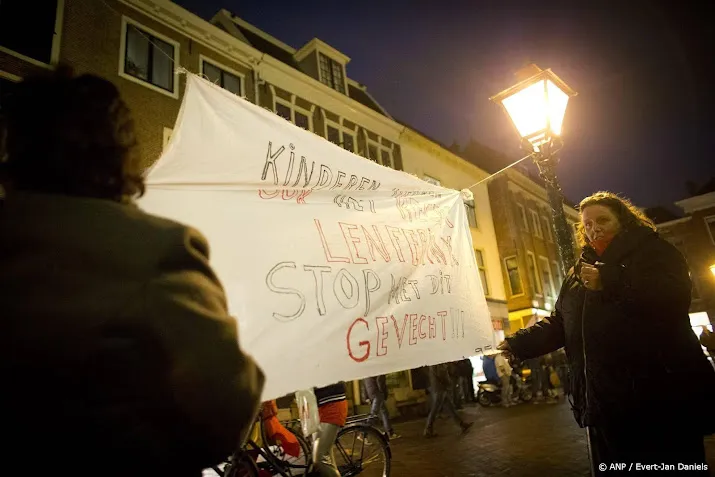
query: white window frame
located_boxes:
[464,199,478,228]
[542,216,554,242]
[530,209,543,238]
[270,86,315,131]
[317,52,347,94]
[504,255,524,297]
[526,251,542,296]
[552,260,563,288]
[517,203,529,231]
[118,16,181,99]
[0,0,64,69]
[365,135,394,168]
[162,127,173,151]
[199,55,246,98]
[475,249,490,297]
[0,71,22,83]
[539,256,556,300]
[705,216,715,245]
[322,112,356,153]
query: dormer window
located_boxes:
[319,53,345,94]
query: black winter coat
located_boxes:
[506,226,715,434]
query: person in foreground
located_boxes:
[499,191,715,474]
[0,67,264,476]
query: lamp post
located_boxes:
[490,64,578,273]
[710,264,715,278]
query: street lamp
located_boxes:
[710,263,715,278]
[490,64,578,273]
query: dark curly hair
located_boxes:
[576,191,656,248]
[0,65,144,201]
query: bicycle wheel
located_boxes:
[260,419,312,475]
[210,451,259,477]
[334,424,391,477]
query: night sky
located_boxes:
[174,0,715,209]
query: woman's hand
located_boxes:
[497,341,521,367]
[580,263,603,291]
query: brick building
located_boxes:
[458,141,581,333]
[1,0,510,414]
[649,180,715,333]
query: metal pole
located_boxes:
[533,140,593,474]
[531,141,576,274]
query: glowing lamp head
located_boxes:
[491,64,577,149]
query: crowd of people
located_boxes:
[2,67,714,477]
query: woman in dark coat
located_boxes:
[499,191,715,473]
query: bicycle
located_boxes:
[333,414,391,477]
[209,414,391,477]
[207,415,311,477]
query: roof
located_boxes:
[694,177,715,196]
[347,83,387,115]
[216,11,389,117]
[644,206,682,224]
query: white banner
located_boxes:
[139,75,493,400]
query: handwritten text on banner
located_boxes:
[139,75,493,400]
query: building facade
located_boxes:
[0,0,513,415]
[654,187,715,333]
[456,142,580,333]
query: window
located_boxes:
[504,256,523,296]
[318,53,345,94]
[539,256,556,299]
[517,203,529,231]
[530,210,542,238]
[201,57,243,97]
[0,0,62,65]
[324,116,355,152]
[271,86,314,131]
[542,216,553,242]
[475,250,490,296]
[423,175,441,186]
[120,17,179,98]
[526,252,542,296]
[327,125,340,144]
[552,260,563,289]
[365,135,394,168]
[705,216,715,245]
[464,200,477,228]
[276,102,291,121]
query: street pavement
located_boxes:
[388,399,715,476]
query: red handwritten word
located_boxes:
[258,188,312,204]
[314,219,459,267]
[346,310,453,363]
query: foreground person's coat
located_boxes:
[0,192,265,476]
[506,226,715,434]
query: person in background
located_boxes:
[551,349,570,396]
[313,382,348,477]
[423,363,473,438]
[458,358,476,403]
[448,362,464,409]
[524,357,545,402]
[260,400,301,459]
[482,354,499,383]
[364,375,400,440]
[494,352,513,408]
[499,191,715,474]
[0,66,264,476]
